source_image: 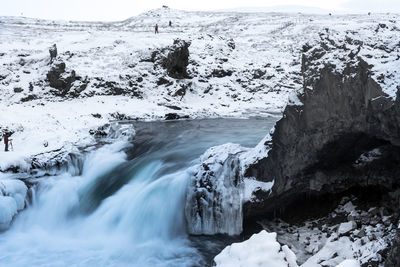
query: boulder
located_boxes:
[338,221,357,236]
[46,61,76,94]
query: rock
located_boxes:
[164,113,189,120]
[165,105,181,110]
[243,53,400,219]
[211,68,233,78]
[355,228,366,238]
[227,39,235,50]
[91,113,102,118]
[46,61,76,94]
[385,230,400,267]
[20,94,37,102]
[253,69,266,79]
[338,221,357,235]
[49,44,57,63]
[156,77,172,86]
[161,39,191,79]
[13,87,23,93]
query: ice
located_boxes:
[0,178,28,230]
[0,196,17,229]
[185,143,247,235]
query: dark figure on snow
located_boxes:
[169,21,172,27]
[155,24,159,34]
[3,132,9,152]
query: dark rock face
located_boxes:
[162,39,190,79]
[385,230,400,267]
[150,39,191,79]
[245,58,400,214]
[46,61,76,94]
[240,50,400,264]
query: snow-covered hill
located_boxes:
[0,7,399,169]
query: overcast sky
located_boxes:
[1,0,399,21]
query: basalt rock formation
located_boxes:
[149,39,191,79]
[244,56,400,217]
[46,61,77,95]
[242,49,400,265]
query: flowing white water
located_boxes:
[0,118,276,267]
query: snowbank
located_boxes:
[214,230,298,267]
[214,230,364,267]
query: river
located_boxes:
[0,118,276,267]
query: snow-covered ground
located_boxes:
[1,7,400,266]
[1,7,400,171]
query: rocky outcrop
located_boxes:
[162,39,190,79]
[46,61,76,95]
[150,39,191,79]
[244,52,400,218]
[49,44,57,63]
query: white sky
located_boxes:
[1,0,399,21]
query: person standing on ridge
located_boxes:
[169,21,172,27]
[155,24,159,34]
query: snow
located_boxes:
[243,178,273,202]
[336,260,360,267]
[214,230,296,267]
[214,229,362,267]
[0,7,399,265]
[1,8,399,172]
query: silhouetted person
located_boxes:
[169,21,172,27]
[3,133,9,152]
[155,24,159,34]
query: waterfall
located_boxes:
[0,118,276,267]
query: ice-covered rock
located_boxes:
[338,221,357,235]
[185,143,247,235]
[0,178,28,230]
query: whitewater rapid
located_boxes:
[0,118,275,267]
